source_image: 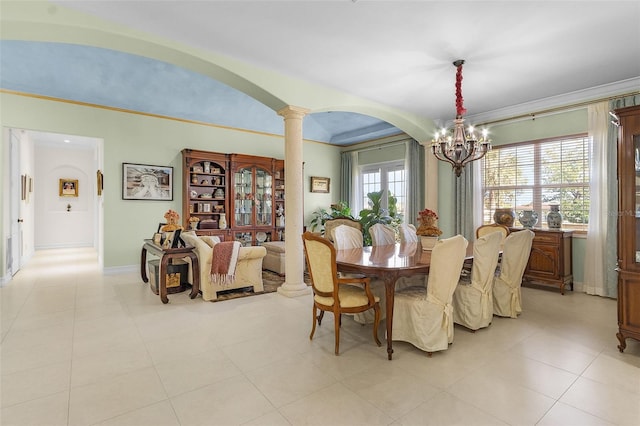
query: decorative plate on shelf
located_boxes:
[190,190,198,199]
[256,232,267,243]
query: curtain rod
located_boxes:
[341,139,411,154]
[478,90,640,127]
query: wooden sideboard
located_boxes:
[511,228,573,294]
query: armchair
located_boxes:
[181,231,266,301]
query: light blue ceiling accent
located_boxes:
[0,40,401,145]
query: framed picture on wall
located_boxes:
[59,179,79,197]
[122,163,173,201]
[310,176,330,193]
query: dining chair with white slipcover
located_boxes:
[302,232,381,355]
[369,223,396,246]
[452,231,502,331]
[493,229,534,318]
[332,224,364,250]
[392,235,469,355]
[398,223,419,244]
[397,223,424,289]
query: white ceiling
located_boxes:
[53,0,640,126]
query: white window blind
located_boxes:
[481,134,590,230]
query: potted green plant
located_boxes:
[309,201,355,233]
[358,190,403,246]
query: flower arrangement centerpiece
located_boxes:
[161,209,183,232]
[416,208,442,250]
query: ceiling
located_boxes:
[10,1,640,145]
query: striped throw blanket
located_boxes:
[210,241,241,285]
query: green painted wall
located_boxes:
[437,108,588,283]
[1,92,340,268]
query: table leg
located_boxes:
[189,253,200,299]
[381,271,400,360]
[140,246,149,283]
[160,256,170,304]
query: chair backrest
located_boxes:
[302,232,337,296]
[398,223,419,243]
[499,229,534,286]
[427,235,468,302]
[369,223,396,246]
[470,231,503,291]
[476,223,510,241]
[324,217,362,243]
[332,224,364,249]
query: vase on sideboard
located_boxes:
[518,210,539,229]
[546,204,563,229]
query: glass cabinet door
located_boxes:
[234,168,253,226]
[255,168,273,226]
[635,135,640,263]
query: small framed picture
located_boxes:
[122,163,173,201]
[153,233,162,245]
[310,176,330,193]
[192,165,203,173]
[202,203,211,213]
[60,179,79,197]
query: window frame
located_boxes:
[359,160,406,216]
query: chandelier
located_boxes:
[431,60,491,177]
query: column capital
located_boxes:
[277,105,310,120]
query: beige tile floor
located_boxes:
[1,248,639,426]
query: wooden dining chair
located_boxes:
[302,232,381,355]
[475,223,510,240]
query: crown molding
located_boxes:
[464,77,640,126]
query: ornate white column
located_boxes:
[277,105,311,297]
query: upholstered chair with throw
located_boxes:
[452,231,502,331]
[302,231,381,355]
[493,229,535,318]
[392,235,468,355]
[181,231,266,301]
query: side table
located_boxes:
[140,239,200,304]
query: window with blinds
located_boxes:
[481,134,590,230]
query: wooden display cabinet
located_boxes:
[274,159,285,239]
[229,154,283,245]
[181,149,228,240]
[511,228,573,294]
[615,104,640,352]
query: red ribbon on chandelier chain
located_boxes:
[455,63,467,117]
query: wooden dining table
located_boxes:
[335,241,473,360]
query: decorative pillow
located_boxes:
[180,231,208,251]
[201,236,221,248]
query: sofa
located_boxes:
[181,231,266,301]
